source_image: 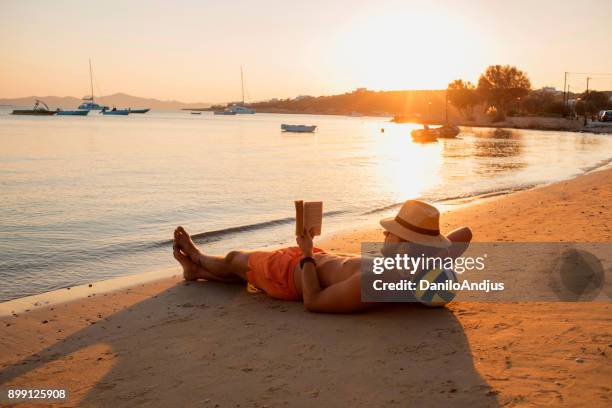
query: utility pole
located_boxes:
[586,76,590,94]
[563,71,567,114]
[584,77,591,126]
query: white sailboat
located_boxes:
[215,67,255,115]
[78,59,108,111]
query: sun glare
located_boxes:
[329,8,485,90]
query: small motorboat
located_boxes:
[191,111,202,115]
[100,107,130,115]
[214,110,237,115]
[281,124,317,133]
[130,108,150,114]
[411,127,438,143]
[436,124,460,139]
[12,99,57,116]
[57,109,89,116]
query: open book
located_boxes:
[295,200,323,237]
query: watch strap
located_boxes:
[300,256,316,269]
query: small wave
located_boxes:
[152,210,348,247]
[582,157,612,174]
[360,184,541,215]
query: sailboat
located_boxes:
[78,59,109,111]
[214,67,255,115]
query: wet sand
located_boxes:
[1,168,611,407]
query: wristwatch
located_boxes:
[300,256,316,269]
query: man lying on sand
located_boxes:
[173,200,472,313]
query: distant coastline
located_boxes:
[0,93,211,110]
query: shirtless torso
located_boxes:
[293,252,361,294]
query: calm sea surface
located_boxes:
[1,109,611,301]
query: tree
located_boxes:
[477,65,531,120]
[447,79,479,120]
[583,91,609,114]
[520,89,564,116]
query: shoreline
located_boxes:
[1,160,610,311]
[193,109,612,135]
[1,168,610,406]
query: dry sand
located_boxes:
[1,169,611,407]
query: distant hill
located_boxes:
[0,93,210,110]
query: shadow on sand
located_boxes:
[1,280,499,407]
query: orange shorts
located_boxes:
[246,247,324,301]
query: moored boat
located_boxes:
[130,108,150,114]
[11,100,57,116]
[281,124,317,133]
[228,104,255,114]
[100,107,130,115]
[191,111,202,115]
[436,124,460,138]
[78,100,108,111]
[214,67,256,115]
[78,59,108,111]
[214,104,255,115]
[57,109,89,116]
[411,128,438,143]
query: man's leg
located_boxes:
[174,226,250,282]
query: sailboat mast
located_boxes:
[240,66,245,104]
[89,58,94,102]
[445,90,448,124]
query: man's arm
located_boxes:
[297,229,365,313]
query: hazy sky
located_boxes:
[1,0,611,103]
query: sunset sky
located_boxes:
[1,0,611,103]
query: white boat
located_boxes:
[78,59,108,111]
[227,104,255,114]
[220,67,255,114]
[281,124,317,133]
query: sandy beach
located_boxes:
[1,168,611,407]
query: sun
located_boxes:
[327,7,486,91]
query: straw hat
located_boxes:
[380,200,450,248]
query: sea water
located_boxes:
[1,109,611,301]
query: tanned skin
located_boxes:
[173,226,472,313]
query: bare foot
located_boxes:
[173,243,200,281]
[174,226,202,264]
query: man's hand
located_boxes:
[296,227,315,257]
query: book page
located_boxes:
[303,201,323,236]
